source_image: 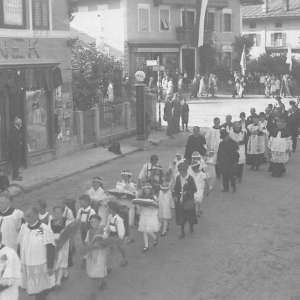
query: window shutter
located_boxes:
[220,13,224,32]
[282,33,287,46]
[42,1,49,28]
[32,0,49,30]
[256,34,261,47]
[33,0,42,28]
[230,14,234,32]
[271,33,275,46]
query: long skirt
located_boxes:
[175,200,197,226]
[268,162,286,176]
[246,153,264,167]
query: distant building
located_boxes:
[72,0,252,83]
[242,0,300,59]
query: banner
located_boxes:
[286,44,292,72]
[198,0,209,47]
[240,45,246,76]
[3,0,23,26]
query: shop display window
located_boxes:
[26,89,50,152]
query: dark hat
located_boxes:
[150,154,159,162]
[178,162,189,172]
[289,100,296,106]
[108,201,120,214]
[275,96,282,101]
[220,129,229,139]
[240,112,246,118]
[268,104,273,108]
[259,112,266,117]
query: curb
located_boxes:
[21,148,143,195]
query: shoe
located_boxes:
[126,238,134,244]
[153,237,158,247]
[120,259,128,267]
[61,275,69,282]
[12,176,23,181]
[161,232,166,237]
[142,247,149,253]
[99,280,107,291]
[233,187,237,193]
[221,189,229,192]
[179,233,185,239]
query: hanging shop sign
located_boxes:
[2,0,24,27]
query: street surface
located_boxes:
[158,93,297,127]
[19,117,300,300]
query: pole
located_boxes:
[157,56,162,130]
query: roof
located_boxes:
[242,0,300,19]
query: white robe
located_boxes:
[0,245,21,300]
[205,127,221,163]
[0,208,24,252]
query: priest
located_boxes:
[0,192,24,252]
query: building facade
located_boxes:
[242,0,300,59]
[0,0,74,169]
[72,0,246,83]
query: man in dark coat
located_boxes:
[164,96,174,137]
[8,117,23,181]
[174,161,197,239]
[246,108,258,127]
[184,126,207,163]
[287,103,300,152]
[217,129,239,192]
[221,115,233,133]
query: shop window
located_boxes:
[224,13,231,32]
[26,89,50,152]
[138,4,150,32]
[181,10,195,28]
[159,7,170,31]
[0,0,26,29]
[32,0,50,30]
[204,12,214,31]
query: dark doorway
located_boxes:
[182,48,195,80]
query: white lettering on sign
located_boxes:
[135,71,146,82]
[3,0,23,26]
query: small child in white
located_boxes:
[190,161,209,216]
[205,150,216,190]
[157,182,174,236]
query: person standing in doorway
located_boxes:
[9,117,23,181]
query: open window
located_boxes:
[159,7,170,31]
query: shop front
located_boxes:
[128,43,181,85]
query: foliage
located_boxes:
[67,0,78,22]
[198,44,218,75]
[69,38,123,111]
[232,35,254,70]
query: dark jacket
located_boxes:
[8,125,22,162]
[184,134,207,162]
[217,138,239,173]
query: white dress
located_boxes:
[0,245,21,300]
[0,208,24,252]
[157,190,174,220]
[138,197,160,233]
[191,171,206,203]
[17,222,55,295]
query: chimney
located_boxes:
[262,0,268,13]
[282,0,289,11]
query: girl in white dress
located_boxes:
[85,215,108,300]
[157,182,174,236]
[138,184,160,253]
[190,162,209,216]
[116,170,137,244]
[205,150,216,190]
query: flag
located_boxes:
[240,45,246,76]
[286,44,292,72]
[198,0,209,47]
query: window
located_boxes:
[159,7,170,31]
[32,0,50,30]
[224,13,231,32]
[249,33,261,46]
[26,89,50,152]
[271,32,286,46]
[138,4,150,32]
[223,52,232,68]
[204,12,214,31]
[250,22,256,29]
[0,0,26,29]
[182,10,195,28]
[275,21,282,28]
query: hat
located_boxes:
[92,176,102,183]
[192,151,201,158]
[289,100,296,106]
[108,201,120,214]
[220,129,229,139]
[177,162,189,172]
[160,182,170,190]
[259,112,266,117]
[240,112,246,118]
[153,165,163,170]
[150,154,159,162]
[275,96,282,101]
[207,150,215,157]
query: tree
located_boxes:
[232,35,254,70]
[69,38,123,111]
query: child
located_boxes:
[50,206,70,289]
[85,177,109,227]
[85,215,108,300]
[157,182,174,236]
[138,184,160,253]
[190,161,209,216]
[37,198,53,226]
[190,151,207,174]
[105,201,128,267]
[116,170,137,244]
[181,99,189,132]
[205,150,216,190]
[148,165,165,196]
